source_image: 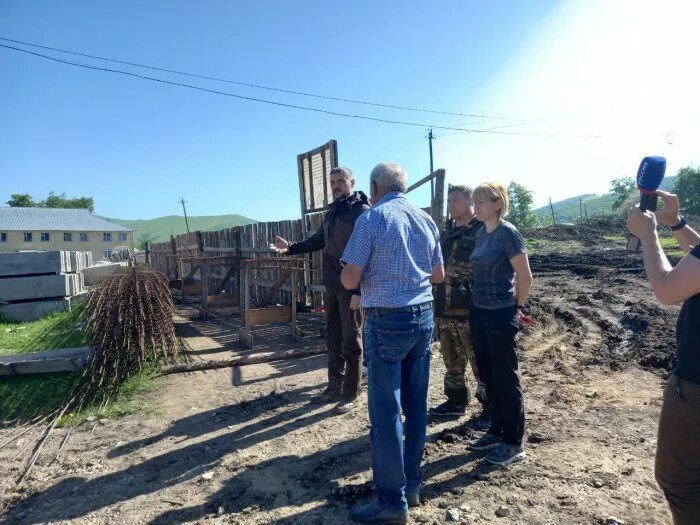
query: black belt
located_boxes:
[363,301,433,317]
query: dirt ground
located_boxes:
[0,234,680,524]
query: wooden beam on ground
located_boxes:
[159,347,327,375]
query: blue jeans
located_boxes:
[363,304,433,512]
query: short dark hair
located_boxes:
[448,185,473,198]
[330,166,353,179]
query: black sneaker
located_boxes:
[469,433,502,451]
[485,443,526,466]
[429,399,467,417]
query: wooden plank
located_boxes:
[202,246,239,253]
[432,169,446,230]
[213,267,236,294]
[207,294,239,308]
[184,264,201,280]
[298,153,308,236]
[199,259,209,320]
[246,305,292,327]
[406,170,440,194]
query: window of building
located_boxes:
[103,249,112,258]
[23,232,33,242]
[0,233,6,243]
[80,232,89,242]
[40,232,50,242]
[119,233,128,242]
[64,232,73,242]
[103,233,112,242]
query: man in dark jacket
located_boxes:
[271,166,370,411]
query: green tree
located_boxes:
[136,232,159,251]
[42,192,95,212]
[610,177,636,210]
[507,181,537,229]
[674,166,700,216]
[7,193,36,207]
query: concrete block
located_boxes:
[0,251,70,277]
[0,274,80,302]
[82,262,128,286]
[0,297,72,322]
[68,251,93,274]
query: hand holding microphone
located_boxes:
[627,156,666,252]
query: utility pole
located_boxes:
[548,197,556,225]
[179,197,190,233]
[428,128,435,200]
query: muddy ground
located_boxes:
[0,229,681,524]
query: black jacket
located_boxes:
[288,191,370,291]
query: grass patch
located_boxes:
[603,234,625,242]
[0,308,90,356]
[0,310,160,424]
[0,364,160,425]
[525,238,579,254]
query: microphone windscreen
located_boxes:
[637,156,666,193]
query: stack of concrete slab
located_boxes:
[81,260,128,286]
[0,251,90,322]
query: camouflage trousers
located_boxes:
[437,318,488,407]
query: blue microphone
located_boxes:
[636,156,666,212]
[628,156,666,251]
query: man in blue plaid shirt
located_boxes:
[341,162,444,524]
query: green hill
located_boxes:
[535,176,676,223]
[103,214,257,245]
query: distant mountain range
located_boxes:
[104,214,256,244]
[535,176,676,223]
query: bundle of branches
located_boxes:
[4,266,179,484]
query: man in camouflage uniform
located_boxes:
[430,185,490,428]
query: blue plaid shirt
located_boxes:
[341,192,443,308]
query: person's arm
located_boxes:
[654,190,700,254]
[341,263,364,290]
[340,214,373,292]
[429,220,445,284]
[628,206,700,305]
[286,225,325,255]
[430,265,445,284]
[510,253,533,307]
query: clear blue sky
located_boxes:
[2,1,698,222]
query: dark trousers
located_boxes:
[655,374,700,525]
[325,287,363,399]
[469,305,524,446]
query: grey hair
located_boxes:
[330,166,353,179]
[370,162,408,192]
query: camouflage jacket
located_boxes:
[434,216,483,320]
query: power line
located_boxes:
[0,35,531,123]
[0,43,602,139]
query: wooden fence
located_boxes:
[148,169,446,310]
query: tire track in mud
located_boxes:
[527,248,679,373]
